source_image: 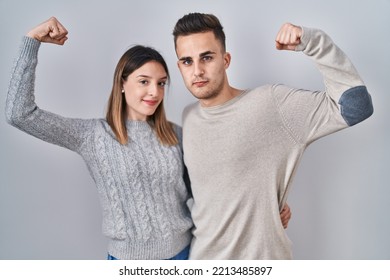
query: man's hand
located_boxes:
[275,23,302,51]
[280,203,292,229]
[26,17,68,45]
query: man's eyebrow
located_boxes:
[199,51,216,57]
[179,51,216,61]
[178,56,191,61]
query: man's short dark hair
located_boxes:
[173,13,226,51]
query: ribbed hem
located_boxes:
[107,232,192,260]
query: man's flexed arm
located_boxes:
[273,22,373,131]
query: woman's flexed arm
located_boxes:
[27,17,68,45]
[6,17,96,153]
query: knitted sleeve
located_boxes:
[272,27,373,145]
[172,123,192,198]
[5,36,96,153]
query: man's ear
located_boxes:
[224,52,231,69]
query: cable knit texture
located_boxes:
[5,36,193,260]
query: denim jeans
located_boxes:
[167,245,190,260]
[107,245,190,260]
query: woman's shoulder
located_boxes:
[83,118,116,137]
[170,122,182,135]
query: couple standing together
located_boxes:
[5,13,373,259]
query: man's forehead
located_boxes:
[176,32,221,57]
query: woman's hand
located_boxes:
[280,203,292,229]
[27,17,68,45]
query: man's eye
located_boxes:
[202,56,212,61]
[183,59,192,65]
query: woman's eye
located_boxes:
[159,81,167,87]
[140,80,148,85]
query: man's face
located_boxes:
[176,31,230,106]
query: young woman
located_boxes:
[5,17,291,260]
[6,17,193,260]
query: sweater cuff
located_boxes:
[295,26,311,52]
[19,36,41,58]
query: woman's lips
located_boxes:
[143,100,159,106]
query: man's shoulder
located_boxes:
[249,84,273,93]
[183,101,199,116]
[241,85,273,101]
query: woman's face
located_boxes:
[122,61,167,121]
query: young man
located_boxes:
[173,13,373,259]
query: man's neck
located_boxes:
[199,86,243,107]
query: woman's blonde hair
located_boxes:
[106,45,178,146]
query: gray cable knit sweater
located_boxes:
[5,36,193,260]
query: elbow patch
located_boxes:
[338,86,373,126]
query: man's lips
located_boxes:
[193,80,208,87]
